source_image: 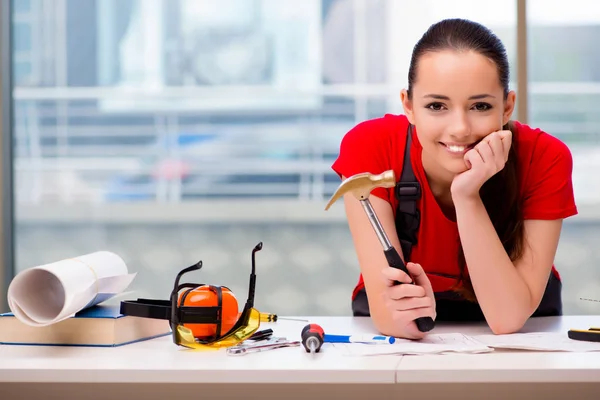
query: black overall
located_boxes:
[351,125,563,321]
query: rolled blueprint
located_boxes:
[7,251,136,327]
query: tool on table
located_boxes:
[248,329,274,341]
[119,242,265,349]
[324,170,435,333]
[260,313,309,323]
[568,327,600,342]
[227,339,301,356]
[323,334,396,344]
[301,323,324,353]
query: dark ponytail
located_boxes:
[406,18,524,302]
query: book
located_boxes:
[0,304,171,347]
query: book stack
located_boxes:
[0,304,171,347]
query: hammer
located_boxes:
[325,170,435,333]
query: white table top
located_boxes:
[396,315,600,384]
[0,316,402,384]
[2,315,600,385]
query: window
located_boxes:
[9,1,521,316]
[527,0,600,315]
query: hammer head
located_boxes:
[324,170,396,210]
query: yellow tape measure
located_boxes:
[568,327,600,342]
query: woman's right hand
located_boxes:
[381,262,436,340]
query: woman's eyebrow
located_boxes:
[423,93,496,100]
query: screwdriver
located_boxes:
[301,323,324,354]
[259,313,309,323]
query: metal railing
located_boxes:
[11,83,600,207]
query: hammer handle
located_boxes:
[383,247,435,333]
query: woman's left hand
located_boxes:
[450,130,512,200]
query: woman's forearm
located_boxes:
[453,194,534,334]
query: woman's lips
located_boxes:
[439,139,482,155]
[440,142,475,155]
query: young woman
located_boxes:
[331,18,578,339]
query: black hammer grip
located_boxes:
[383,246,435,333]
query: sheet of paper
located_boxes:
[472,332,600,352]
[7,251,136,327]
[332,333,494,356]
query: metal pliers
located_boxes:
[226,337,301,356]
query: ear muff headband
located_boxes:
[120,283,236,340]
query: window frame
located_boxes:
[1,0,15,313]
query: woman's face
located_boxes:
[401,49,516,177]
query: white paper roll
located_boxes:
[7,251,136,327]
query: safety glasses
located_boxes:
[170,242,263,349]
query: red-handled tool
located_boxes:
[301,323,324,353]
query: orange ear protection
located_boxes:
[120,275,244,342]
[119,242,266,345]
[177,284,239,339]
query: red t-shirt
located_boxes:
[331,114,578,299]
